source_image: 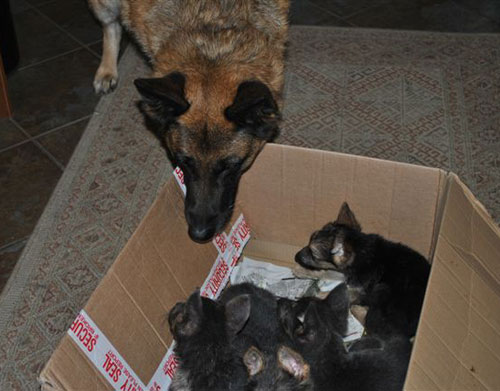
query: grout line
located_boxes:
[303,0,372,26]
[86,39,104,46]
[29,3,101,56]
[0,237,30,253]
[9,118,66,171]
[341,4,383,20]
[26,0,58,7]
[16,47,82,72]
[31,138,66,171]
[84,42,103,60]
[0,138,31,154]
[32,115,93,140]
[31,3,104,60]
[0,116,92,154]
[0,119,30,153]
[8,117,36,138]
[305,0,344,20]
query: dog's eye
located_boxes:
[213,157,244,175]
[176,154,196,169]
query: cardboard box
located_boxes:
[40,143,500,390]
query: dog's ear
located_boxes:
[325,283,349,313]
[225,294,251,335]
[243,346,265,376]
[299,303,321,344]
[225,80,281,141]
[172,290,203,338]
[134,72,190,126]
[277,346,310,382]
[277,299,298,339]
[335,202,361,231]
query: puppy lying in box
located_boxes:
[295,202,431,339]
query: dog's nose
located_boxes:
[188,224,215,243]
[186,209,218,242]
[295,247,314,267]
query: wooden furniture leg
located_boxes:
[0,54,12,118]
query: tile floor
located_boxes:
[1,0,499,293]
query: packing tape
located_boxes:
[173,167,186,195]
[66,168,251,391]
[68,310,147,391]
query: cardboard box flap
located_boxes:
[40,177,243,390]
[239,143,446,259]
[406,174,500,391]
[43,144,495,391]
[40,337,111,391]
[441,175,500,287]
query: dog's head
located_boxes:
[278,284,349,339]
[278,299,331,349]
[168,289,251,343]
[135,72,280,242]
[295,203,361,271]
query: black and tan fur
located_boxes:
[295,203,431,338]
[88,0,289,241]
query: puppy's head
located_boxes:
[278,299,326,346]
[278,284,349,340]
[244,345,312,391]
[168,290,251,342]
[295,203,361,271]
[135,73,280,242]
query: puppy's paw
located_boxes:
[292,265,343,281]
[93,68,118,94]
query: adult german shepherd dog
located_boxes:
[88,0,289,242]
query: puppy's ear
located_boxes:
[225,294,251,335]
[325,283,349,312]
[243,346,265,376]
[335,202,361,231]
[134,72,190,126]
[277,346,310,382]
[277,299,296,339]
[173,290,203,338]
[299,303,321,343]
[168,302,185,335]
[225,80,281,141]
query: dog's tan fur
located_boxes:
[89,0,288,105]
[89,0,289,240]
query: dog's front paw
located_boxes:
[93,68,118,94]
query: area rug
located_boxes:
[1,26,499,389]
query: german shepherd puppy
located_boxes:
[168,284,291,390]
[168,289,251,391]
[220,284,311,391]
[88,0,289,242]
[278,299,412,391]
[295,203,430,338]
